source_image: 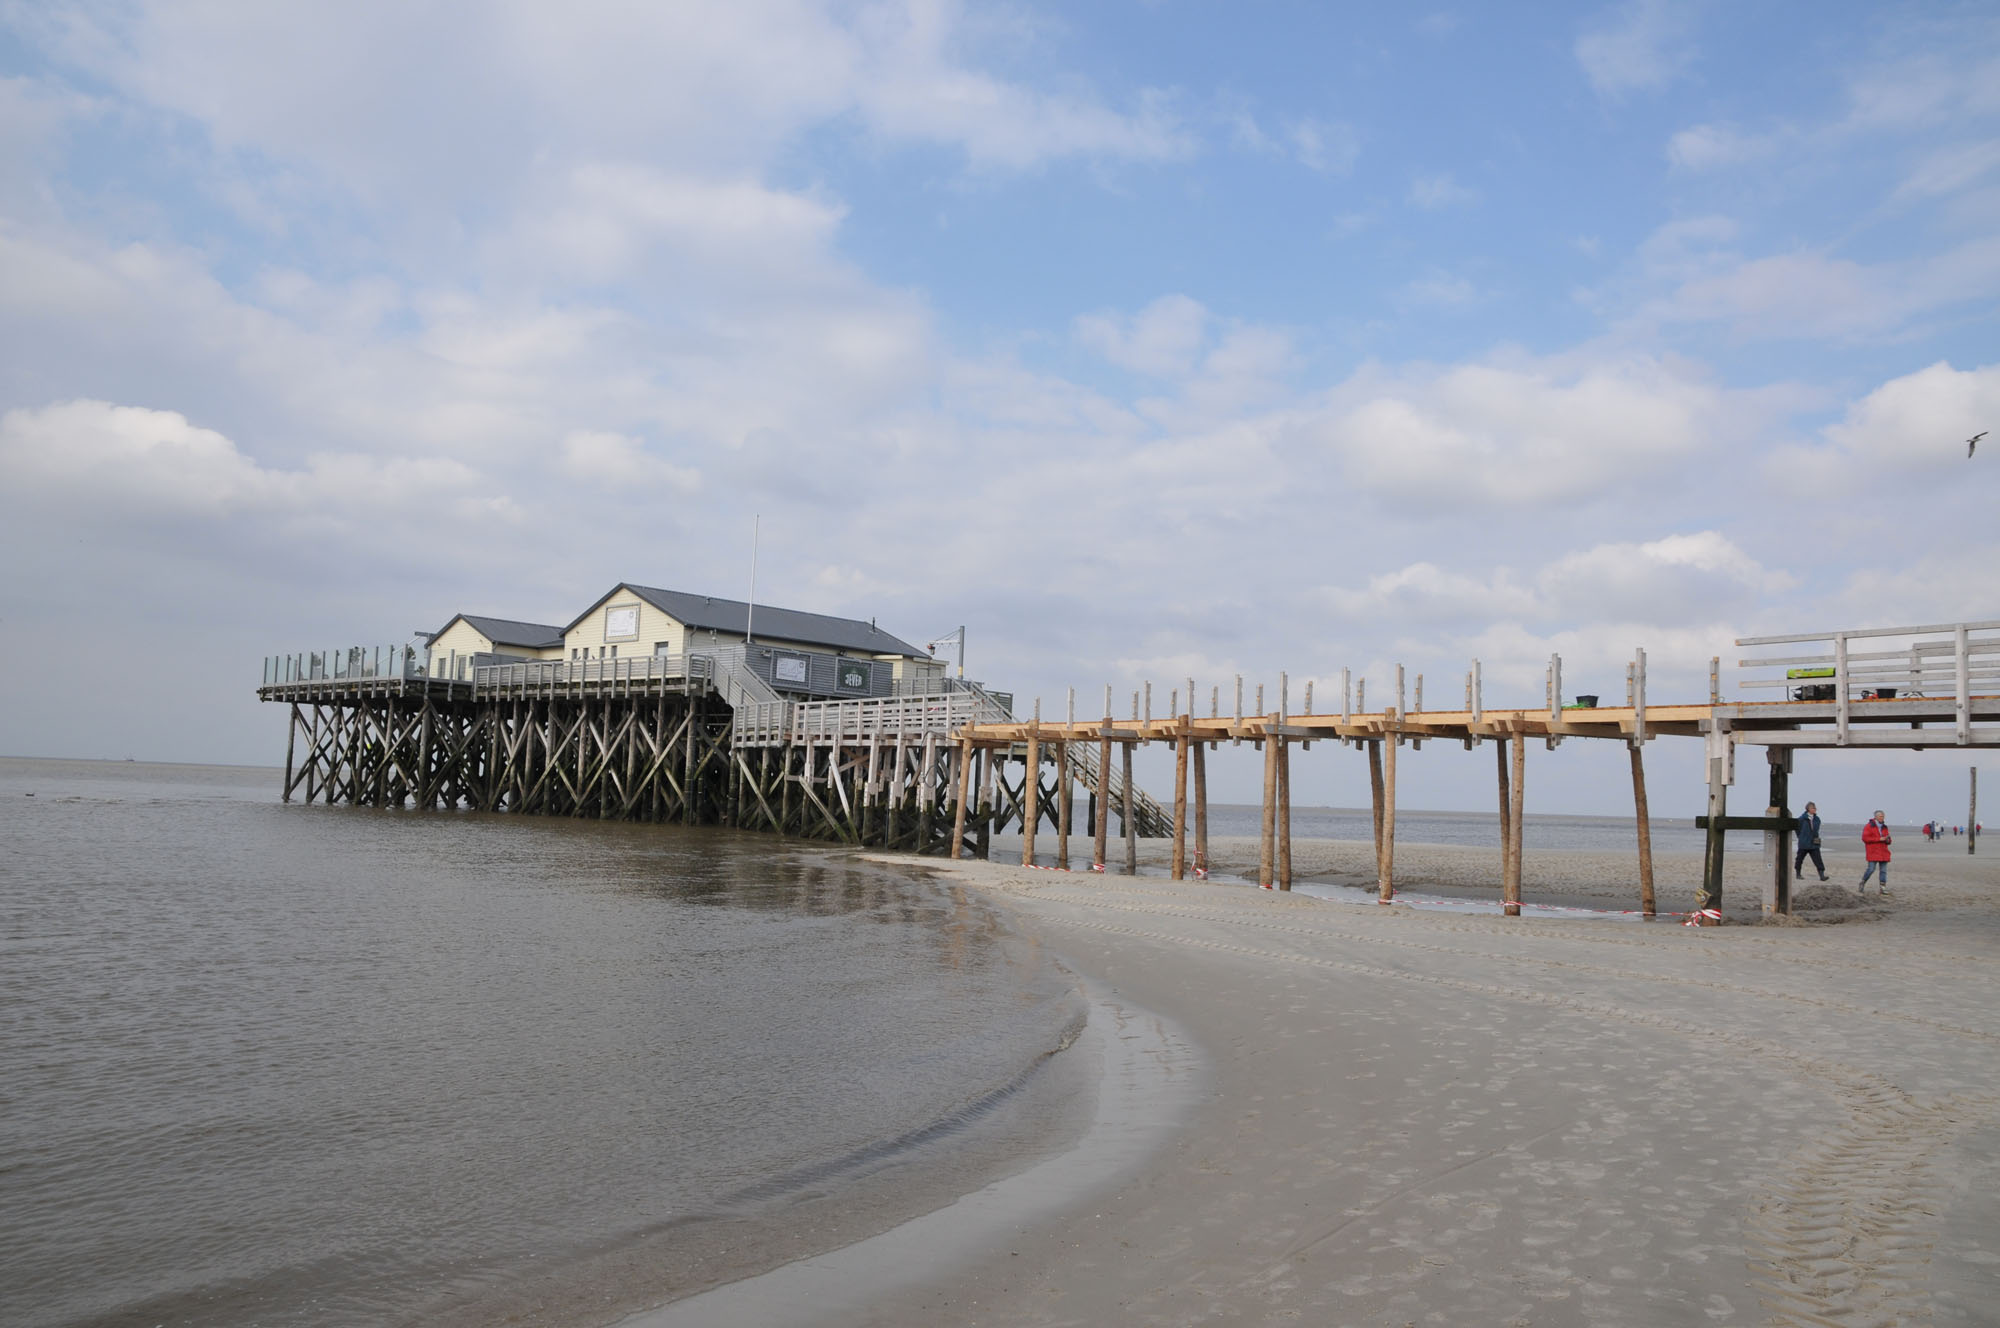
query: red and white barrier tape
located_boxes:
[1682,908,1722,927]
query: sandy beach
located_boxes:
[630,833,2000,1326]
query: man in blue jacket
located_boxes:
[1794,801,1828,880]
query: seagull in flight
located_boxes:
[1972,431,1987,458]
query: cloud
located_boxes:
[1287,117,1359,174]
[1075,295,1210,377]
[1312,353,1735,504]
[1575,0,1696,97]
[558,430,701,492]
[1821,360,2000,468]
[1666,123,1780,170]
[1323,533,1792,631]
[1891,139,2000,203]
[1644,238,2000,340]
[1409,172,1478,209]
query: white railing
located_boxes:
[264,645,426,686]
[471,653,713,696]
[785,693,985,744]
[1736,619,2000,745]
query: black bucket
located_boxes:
[1573,694,1598,708]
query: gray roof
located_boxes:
[435,614,566,651]
[586,583,929,658]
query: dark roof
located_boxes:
[572,583,929,659]
[434,613,566,651]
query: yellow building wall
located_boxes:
[562,590,687,659]
[427,619,497,672]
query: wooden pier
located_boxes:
[260,619,1996,921]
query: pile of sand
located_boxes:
[1790,882,1868,911]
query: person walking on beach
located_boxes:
[1860,810,1892,894]
[1794,801,1828,880]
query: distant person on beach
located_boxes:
[1794,802,1828,880]
[1860,810,1892,894]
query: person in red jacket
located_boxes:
[1860,810,1892,895]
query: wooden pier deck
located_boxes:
[258,619,1992,921]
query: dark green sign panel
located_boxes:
[838,662,869,692]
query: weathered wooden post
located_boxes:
[1496,735,1511,906]
[1700,754,1727,922]
[1971,766,1979,856]
[284,703,300,802]
[1764,745,1792,915]
[1367,738,1385,886]
[1121,735,1137,874]
[1094,685,1111,872]
[1022,698,1041,867]
[976,744,996,859]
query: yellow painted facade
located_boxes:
[428,616,565,667]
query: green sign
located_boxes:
[838,662,868,691]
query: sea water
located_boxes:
[0,758,1084,1327]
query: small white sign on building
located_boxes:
[774,653,809,684]
[605,605,639,641]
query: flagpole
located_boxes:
[746,514,759,645]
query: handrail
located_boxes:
[263,645,427,686]
[1734,619,1998,746]
[468,653,712,696]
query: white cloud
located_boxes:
[1821,361,2000,468]
[558,430,701,492]
[1287,117,1359,174]
[1313,354,1734,504]
[1666,123,1779,170]
[1646,238,2000,340]
[1075,295,1210,377]
[1323,533,1792,632]
[1891,139,2000,203]
[1575,0,1696,97]
[1409,172,1478,209]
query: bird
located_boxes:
[1972,431,1987,458]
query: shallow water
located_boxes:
[0,758,1081,1327]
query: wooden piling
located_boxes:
[1378,721,1397,904]
[1700,756,1727,921]
[1277,736,1292,890]
[976,746,995,860]
[1192,740,1208,878]
[1095,726,1111,872]
[1056,738,1072,870]
[1495,736,1512,909]
[1122,741,1137,874]
[1172,724,1190,880]
[950,735,974,859]
[1631,741,1655,917]
[1022,724,1041,868]
[1505,735,1525,916]
[284,703,300,802]
[1367,739,1385,885]
[1260,720,1278,888]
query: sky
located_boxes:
[1,1,1995,822]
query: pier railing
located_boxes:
[470,653,713,697]
[1736,619,2000,744]
[265,645,426,686]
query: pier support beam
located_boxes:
[1122,741,1137,875]
[1192,741,1209,879]
[1631,742,1655,918]
[1172,728,1190,880]
[1259,727,1277,888]
[1765,747,1792,916]
[1277,736,1292,891]
[1378,726,1398,904]
[1056,739,1071,870]
[1367,740,1385,892]
[1022,727,1041,867]
[1506,735,1525,916]
[1700,756,1727,922]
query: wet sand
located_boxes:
[623,836,2000,1326]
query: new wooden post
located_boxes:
[950,735,974,859]
[1259,715,1278,888]
[1378,712,1398,904]
[1171,722,1190,881]
[1277,736,1293,891]
[1122,739,1137,874]
[1505,735,1525,916]
[1631,742,1655,917]
[1192,739,1209,877]
[1022,699,1041,867]
[1367,739,1385,885]
[1496,736,1511,906]
[1057,688,1073,870]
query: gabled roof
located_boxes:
[432,613,566,651]
[567,583,930,659]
